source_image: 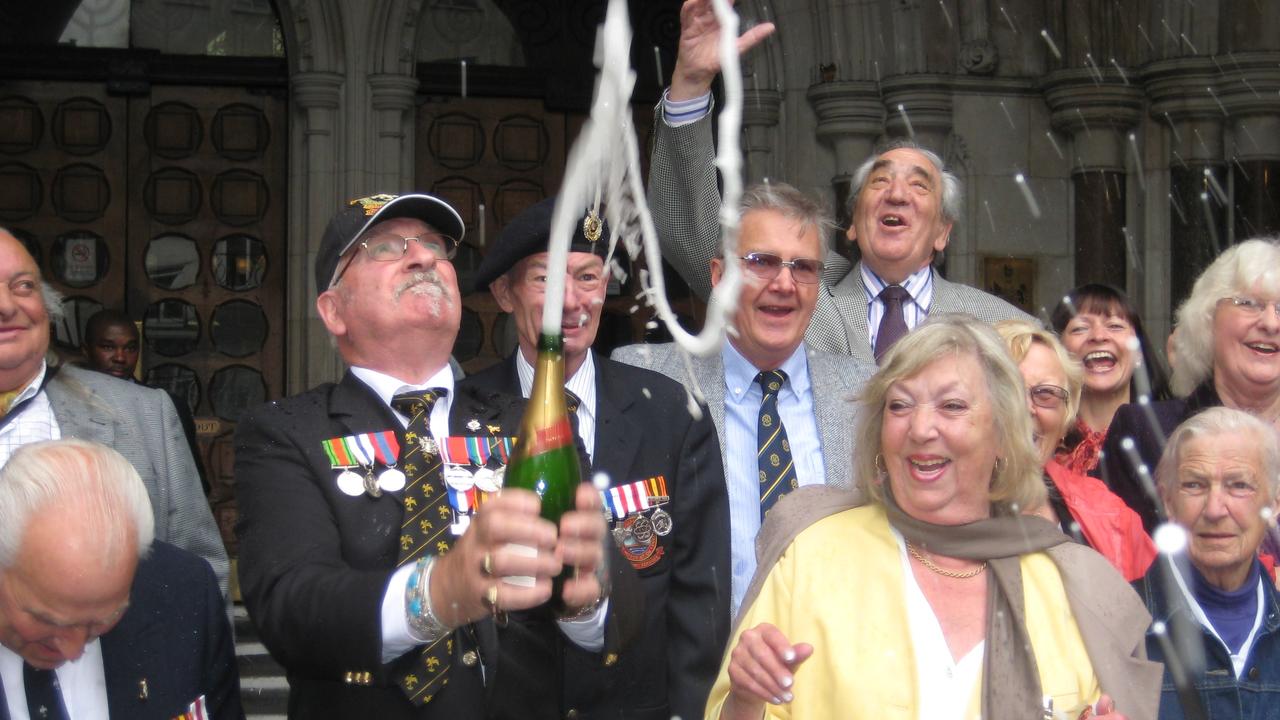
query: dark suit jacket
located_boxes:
[466,353,731,720]
[234,372,633,719]
[1101,382,1220,533]
[0,542,241,720]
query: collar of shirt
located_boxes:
[350,365,455,437]
[722,340,811,406]
[516,348,597,460]
[16,363,47,404]
[860,262,934,310]
[861,263,934,348]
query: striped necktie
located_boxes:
[390,388,453,706]
[756,370,797,520]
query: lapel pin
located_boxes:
[486,424,501,434]
[138,678,149,701]
[466,419,481,432]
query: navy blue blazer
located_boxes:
[465,352,731,720]
[0,541,242,720]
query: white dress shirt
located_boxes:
[0,641,109,720]
[0,363,60,469]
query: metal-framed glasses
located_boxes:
[1220,296,1280,318]
[333,232,459,286]
[739,252,825,284]
[1028,384,1069,409]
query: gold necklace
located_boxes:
[906,542,987,579]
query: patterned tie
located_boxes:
[756,370,797,520]
[390,388,453,705]
[564,389,582,414]
[24,663,69,720]
[874,284,911,362]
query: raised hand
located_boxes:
[670,0,776,101]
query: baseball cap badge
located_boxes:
[350,193,397,217]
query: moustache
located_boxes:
[393,271,454,304]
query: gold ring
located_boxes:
[482,552,494,576]
[484,584,498,611]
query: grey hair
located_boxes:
[738,181,836,255]
[0,439,155,569]
[1169,237,1280,396]
[854,314,1046,516]
[850,139,963,225]
[1154,406,1280,501]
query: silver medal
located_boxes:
[363,471,382,498]
[651,507,673,536]
[611,525,629,545]
[336,469,364,497]
[444,465,476,491]
[378,467,406,492]
[492,465,506,489]
[631,515,654,543]
[473,467,500,493]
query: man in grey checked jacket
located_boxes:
[650,0,1032,366]
[0,227,228,595]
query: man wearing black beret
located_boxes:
[464,197,731,719]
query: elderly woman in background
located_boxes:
[995,320,1156,581]
[705,315,1160,720]
[1135,406,1280,719]
[1103,238,1280,533]
[1050,284,1171,477]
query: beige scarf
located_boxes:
[882,490,1069,720]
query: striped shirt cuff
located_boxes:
[662,88,712,128]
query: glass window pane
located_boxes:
[143,299,200,357]
[145,234,200,290]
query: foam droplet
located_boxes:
[1153,522,1188,555]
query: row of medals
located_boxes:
[336,436,504,498]
[609,498,674,545]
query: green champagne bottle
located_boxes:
[504,332,581,609]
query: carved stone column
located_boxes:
[368,73,420,191]
[880,75,953,155]
[807,81,883,248]
[1218,52,1280,240]
[1043,70,1143,290]
[1146,57,1227,313]
[740,88,781,185]
[289,71,345,389]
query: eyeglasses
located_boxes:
[333,232,459,286]
[1028,384,1069,409]
[1220,296,1280,318]
[739,252,825,284]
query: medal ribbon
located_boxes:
[322,437,357,468]
[369,430,400,465]
[348,435,374,467]
[603,477,668,519]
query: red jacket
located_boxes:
[1046,460,1157,581]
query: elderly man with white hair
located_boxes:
[0,438,240,720]
[1135,406,1280,719]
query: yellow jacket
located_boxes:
[705,504,1101,719]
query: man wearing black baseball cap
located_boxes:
[465,197,730,720]
[235,193,625,719]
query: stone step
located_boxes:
[233,603,290,716]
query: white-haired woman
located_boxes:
[1102,237,1280,533]
[1136,406,1280,719]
